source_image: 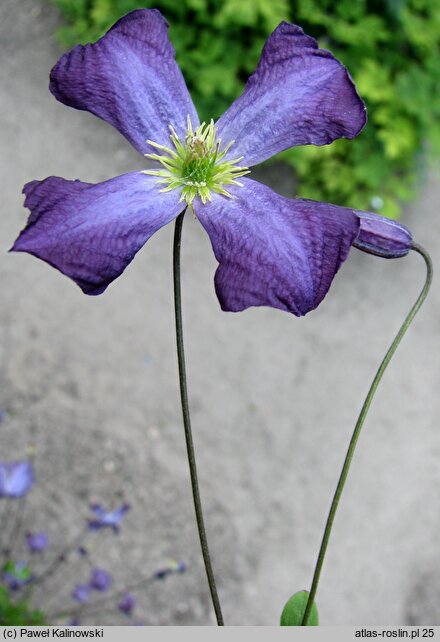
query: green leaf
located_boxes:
[215,0,289,30]
[280,590,319,626]
[0,586,47,626]
[3,561,31,581]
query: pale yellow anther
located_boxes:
[142,115,250,206]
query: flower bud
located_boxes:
[354,211,412,258]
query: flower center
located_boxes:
[142,116,250,206]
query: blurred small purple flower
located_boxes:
[77,545,88,557]
[0,460,34,498]
[72,584,90,603]
[88,503,130,533]
[89,567,112,592]
[68,618,80,626]
[118,592,135,615]
[26,531,49,553]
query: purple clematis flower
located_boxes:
[89,567,112,591]
[88,502,130,532]
[11,9,412,315]
[0,460,34,498]
[26,531,49,553]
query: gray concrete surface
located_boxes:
[1,0,439,626]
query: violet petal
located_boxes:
[49,9,198,155]
[12,173,185,295]
[0,461,34,498]
[354,211,412,258]
[88,502,130,532]
[216,22,366,167]
[194,178,359,316]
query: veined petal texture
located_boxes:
[12,173,185,295]
[50,9,199,155]
[216,22,366,167]
[195,178,360,316]
[354,211,412,258]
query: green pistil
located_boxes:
[142,116,250,206]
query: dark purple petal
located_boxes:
[194,178,359,316]
[89,568,112,592]
[49,9,198,155]
[26,531,49,553]
[90,504,107,520]
[118,593,136,614]
[72,584,90,603]
[354,211,412,258]
[0,461,34,498]
[12,173,184,295]
[216,22,366,167]
[88,502,130,532]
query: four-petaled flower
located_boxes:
[88,502,130,532]
[12,9,412,315]
[0,460,34,498]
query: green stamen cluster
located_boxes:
[142,116,250,206]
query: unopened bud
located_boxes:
[354,211,412,259]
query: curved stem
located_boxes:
[173,211,224,626]
[302,243,433,626]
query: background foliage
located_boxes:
[50,0,440,218]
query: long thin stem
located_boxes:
[302,243,433,625]
[173,211,224,626]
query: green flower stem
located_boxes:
[173,211,224,626]
[302,243,433,626]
